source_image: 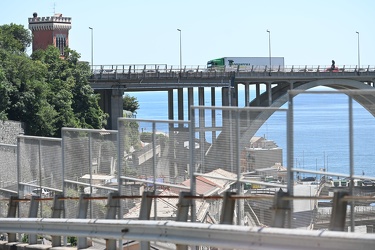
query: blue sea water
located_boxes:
[130,88,375,177]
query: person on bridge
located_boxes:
[331,60,335,71]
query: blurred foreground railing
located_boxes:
[1,217,375,250]
[1,190,375,249]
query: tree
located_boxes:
[0,23,31,53]
[123,94,139,113]
[0,23,107,137]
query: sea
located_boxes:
[130,87,375,178]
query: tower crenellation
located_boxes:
[28,12,72,56]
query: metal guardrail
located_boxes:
[1,218,375,250]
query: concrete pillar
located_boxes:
[187,88,193,120]
[178,88,184,121]
[110,89,124,130]
[267,82,272,106]
[168,90,174,120]
[244,83,250,106]
[256,83,261,106]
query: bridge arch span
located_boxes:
[241,79,375,149]
[205,79,375,172]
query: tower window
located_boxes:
[56,35,66,55]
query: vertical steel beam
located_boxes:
[176,191,192,250]
[28,195,40,244]
[51,194,64,247]
[139,191,154,220]
[329,191,348,231]
[77,194,90,249]
[176,191,192,222]
[139,191,154,250]
[220,191,236,225]
[105,192,120,249]
[271,189,290,228]
[7,196,18,242]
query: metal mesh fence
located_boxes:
[62,128,118,219]
[289,89,375,232]
[17,135,62,218]
[118,118,191,220]
[1,89,375,238]
[0,143,17,218]
[191,106,288,225]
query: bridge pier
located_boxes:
[97,89,124,130]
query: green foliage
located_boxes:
[21,233,28,243]
[67,236,77,246]
[0,23,31,53]
[0,24,108,137]
[123,94,139,113]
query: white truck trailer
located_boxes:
[207,57,285,71]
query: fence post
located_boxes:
[329,191,348,231]
[138,191,154,250]
[6,196,18,242]
[28,195,40,244]
[51,194,64,247]
[77,194,90,249]
[271,189,290,228]
[220,191,236,225]
[176,191,192,250]
[105,192,120,250]
[138,191,154,220]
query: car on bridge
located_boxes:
[362,180,375,186]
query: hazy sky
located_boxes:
[2,0,374,68]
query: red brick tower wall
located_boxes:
[32,30,54,51]
[28,13,72,54]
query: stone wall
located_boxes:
[0,120,24,145]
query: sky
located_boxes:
[1,0,375,68]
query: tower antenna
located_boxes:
[53,2,56,14]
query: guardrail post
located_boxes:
[175,191,192,250]
[6,196,18,242]
[51,194,64,247]
[271,189,290,228]
[28,195,40,244]
[329,191,348,231]
[176,191,192,222]
[77,194,90,249]
[220,191,236,225]
[105,192,120,250]
[138,191,154,250]
[138,191,153,220]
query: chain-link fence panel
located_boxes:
[191,106,288,225]
[289,89,375,232]
[62,128,118,219]
[17,135,62,218]
[0,143,17,218]
[118,118,191,220]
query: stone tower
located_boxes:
[28,12,72,56]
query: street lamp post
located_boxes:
[267,29,271,73]
[89,27,93,72]
[177,29,182,69]
[356,31,360,73]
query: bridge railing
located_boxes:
[91,64,375,75]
